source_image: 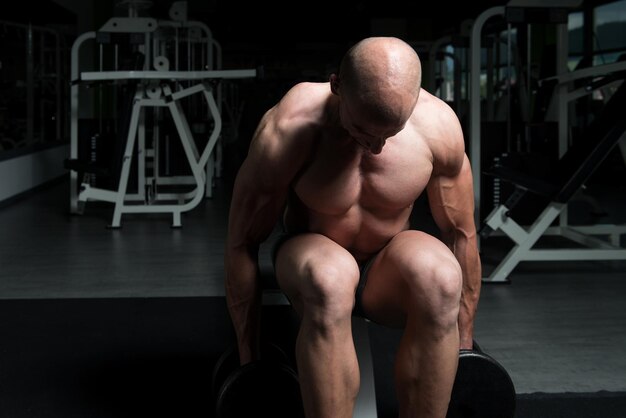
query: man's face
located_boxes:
[339,98,405,155]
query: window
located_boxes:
[567,1,626,68]
[593,0,626,65]
[568,11,584,70]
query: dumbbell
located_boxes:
[212,343,305,418]
[446,340,516,418]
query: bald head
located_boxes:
[337,37,422,125]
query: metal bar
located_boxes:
[80,69,256,81]
[524,249,626,261]
[540,60,626,86]
[70,31,97,214]
[110,89,144,228]
[559,227,621,250]
[470,6,506,233]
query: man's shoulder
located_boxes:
[278,82,330,115]
[413,89,465,175]
[254,82,327,155]
[269,82,330,134]
[416,89,459,125]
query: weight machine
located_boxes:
[67,1,256,228]
[468,1,626,282]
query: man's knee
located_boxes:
[431,254,462,302]
[404,247,463,330]
[299,256,359,325]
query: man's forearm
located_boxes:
[225,247,262,364]
[454,235,482,349]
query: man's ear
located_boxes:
[330,73,340,95]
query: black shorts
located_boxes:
[271,233,374,318]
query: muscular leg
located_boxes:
[275,233,361,418]
[360,230,463,418]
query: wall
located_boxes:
[0,145,70,203]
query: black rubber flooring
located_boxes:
[1,297,624,418]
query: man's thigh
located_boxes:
[359,230,459,328]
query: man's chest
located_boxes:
[293,139,433,215]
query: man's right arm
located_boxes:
[224,103,311,365]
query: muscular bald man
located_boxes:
[224,36,481,418]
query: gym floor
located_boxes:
[1,177,625,417]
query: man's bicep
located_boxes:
[426,155,477,241]
[227,152,290,249]
[227,119,299,249]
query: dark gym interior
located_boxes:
[1,0,626,417]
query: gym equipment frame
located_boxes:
[480,73,626,283]
[68,10,255,227]
[469,2,626,282]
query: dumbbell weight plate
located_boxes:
[215,360,304,418]
[446,349,516,418]
[211,342,290,402]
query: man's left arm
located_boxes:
[426,153,482,350]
